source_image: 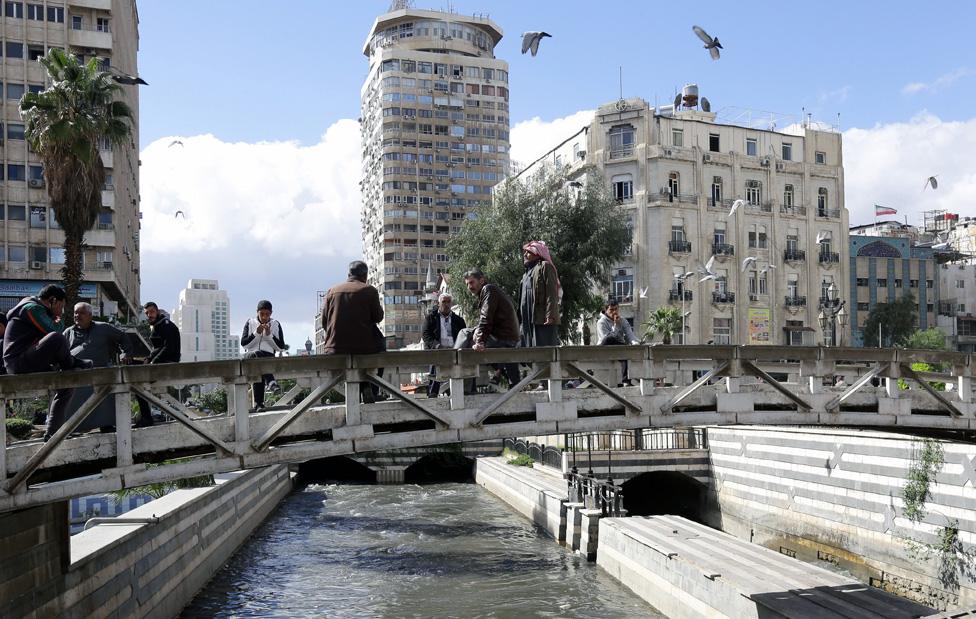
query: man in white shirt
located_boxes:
[240,300,285,410]
[421,293,466,398]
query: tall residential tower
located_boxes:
[0,0,141,319]
[360,6,509,348]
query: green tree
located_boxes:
[447,168,631,341]
[20,49,134,308]
[642,306,683,344]
[904,327,947,351]
[862,295,918,347]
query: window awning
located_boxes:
[783,325,815,332]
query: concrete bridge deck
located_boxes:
[1,345,974,512]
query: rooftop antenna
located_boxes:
[619,66,623,101]
[801,107,806,128]
[388,0,412,10]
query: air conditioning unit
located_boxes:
[775,162,785,171]
[749,294,759,301]
[29,261,45,270]
[576,150,587,159]
[760,157,770,167]
[702,153,711,162]
[28,179,45,188]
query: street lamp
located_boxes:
[819,283,847,346]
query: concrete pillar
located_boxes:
[0,502,69,617]
[375,468,405,484]
[578,508,602,561]
[957,374,971,404]
[565,502,584,551]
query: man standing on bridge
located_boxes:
[455,269,521,389]
[519,240,561,348]
[321,260,385,402]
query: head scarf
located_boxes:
[523,240,562,300]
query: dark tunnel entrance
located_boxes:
[298,457,377,484]
[404,453,474,484]
[621,471,709,523]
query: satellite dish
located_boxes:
[701,97,711,112]
[673,92,682,109]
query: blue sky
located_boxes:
[134,0,976,347]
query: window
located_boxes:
[926,280,933,288]
[821,277,834,301]
[608,125,634,158]
[671,218,685,243]
[877,278,887,288]
[611,174,633,202]
[7,204,26,220]
[71,14,82,29]
[818,232,832,256]
[910,279,918,288]
[6,165,25,181]
[667,171,680,197]
[894,279,903,288]
[817,188,829,215]
[749,271,757,295]
[672,128,683,147]
[7,83,25,100]
[713,318,731,345]
[957,279,966,289]
[815,151,826,165]
[745,180,762,205]
[49,247,65,264]
[716,270,729,294]
[5,1,23,18]
[759,270,768,295]
[710,176,722,205]
[26,3,41,20]
[857,302,869,311]
[746,137,757,156]
[96,17,110,32]
[8,246,25,263]
[786,230,799,253]
[781,143,792,161]
[708,133,720,152]
[29,165,43,181]
[27,45,44,60]
[612,267,634,303]
[787,277,799,298]
[786,320,805,346]
[5,42,24,59]
[47,5,63,22]
[783,184,794,207]
[30,246,45,263]
[713,223,726,246]
[748,224,768,249]
[7,123,25,140]
[856,278,869,287]
[29,206,46,228]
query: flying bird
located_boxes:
[741,256,757,272]
[760,264,777,275]
[729,199,745,218]
[698,255,718,282]
[692,26,722,60]
[169,140,183,148]
[816,231,830,244]
[174,210,186,219]
[923,175,939,191]
[701,97,711,112]
[110,71,148,86]
[521,31,551,57]
[639,287,648,299]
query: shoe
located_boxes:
[267,380,280,393]
[72,358,94,370]
[534,384,547,391]
[488,372,502,386]
[621,379,634,387]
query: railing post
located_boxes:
[227,382,250,443]
[0,399,6,483]
[114,390,133,468]
[955,358,971,404]
[547,362,562,403]
[344,369,363,426]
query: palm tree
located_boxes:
[20,49,133,308]
[642,306,683,345]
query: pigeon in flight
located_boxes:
[639,287,649,299]
[169,140,184,148]
[692,26,722,60]
[110,70,148,86]
[521,31,551,57]
[741,256,757,272]
[174,210,186,219]
[923,175,939,191]
[729,199,745,218]
[759,264,777,275]
[816,231,830,244]
[698,256,718,282]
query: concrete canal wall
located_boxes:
[0,465,292,619]
[707,426,976,610]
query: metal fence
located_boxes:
[565,428,708,452]
[503,438,563,469]
[566,470,625,517]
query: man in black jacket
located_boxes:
[134,301,182,427]
[421,292,465,398]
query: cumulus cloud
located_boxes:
[509,110,594,170]
[902,67,973,94]
[139,120,363,348]
[843,113,976,226]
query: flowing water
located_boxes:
[181,482,663,618]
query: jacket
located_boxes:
[241,317,285,354]
[64,322,133,367]
[522,259,561,326]
[3,296,66,368]
[474,283,520,345]
[147,312,181,364]
[320,277,385,354]
[596,312,639,345]
[422,308,466,349]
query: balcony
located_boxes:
[745,201,772,214]
[657,190,698,205]
[668,240,692,254]
[607,147,634,161]
[669,290,693,302]
[783,248,806,262]
[708,198,732,210]
[818,251,840,264]
[780,204,807,217]
[712,291,735,304]
[68,0,112,9]
[816,207,841,219]
[712,243,735,257]
[68,26,113,50]
[785,295,807,307]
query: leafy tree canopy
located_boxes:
[904,327,947,351]
[446,168,631,341]
[862,295,918,347]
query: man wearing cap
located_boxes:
[241,300,285,411]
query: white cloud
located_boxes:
[902,67,973,94]
[843,113,976,226]
[509,110,594,170]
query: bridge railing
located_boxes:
[0,345,973,513]
[565,428,708,452]
[502,437,563,469]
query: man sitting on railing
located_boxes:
[595,299,639,386]
[454,269,521,390]
[3,285,93,440]
[421,292,465,398]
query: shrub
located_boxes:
[6,418,33,440]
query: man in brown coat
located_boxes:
[454,269,520,387]
[321,261,385,401]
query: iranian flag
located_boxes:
[875,204,898,216]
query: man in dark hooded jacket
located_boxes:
[134,301,181,427]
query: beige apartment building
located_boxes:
[0,0,140,319]
[520,90,849,346]
[360,7,510,349]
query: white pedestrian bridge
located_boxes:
[1,345,973,512]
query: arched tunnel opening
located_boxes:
[621,471,710,523]
[404,453,474,484]
[298,457,377,484]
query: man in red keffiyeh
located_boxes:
[520,240,561,348]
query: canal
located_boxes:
[181,482,662,618]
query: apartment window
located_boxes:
[612,267,634,303]
[29,206,46,228]
[856,278,869,287]
[783,184,794,207]
[71,14,82,29]
[608,125,634,158]
[27,45,44,61]
[667,171,680,196]
[746,137,757,156]
[26,3,41,20]
[6,165,25,181]
[7,204,26,220]
[815,151,826,165]
[8,246,26,263]
[5,1,23,18]
[786,230,799,252]
[857,302,869,311]
[877,278,887,288]
[748,224,768,249]
[30,246,46,264]
[745,180,762,205]
[29,165,43,181]
[7,123,25,140]
[894,279,903,288]
[7,83,25,100]
[926,280,933,288]
[612,174,633,202]
[781,143,792,161]
[819,232,832,256]
[713,223,726,245]
[47,6,64,22]
[910,279,918,288]
[708,133,720,153]
[716,270,729,294]
[671,218,685,243]
[821,277,834,301]
[96,17,110,32]
[957,279,966,289]
[713,318,731,345]
[749,271,757,295]
[786,320,805,346]
[5,42,24,59]
[711,176,722,205]
[672,128,683,147]
[817,188,829,214]
[787,277,799,298]
[49,247,65,264]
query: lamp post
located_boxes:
[818,283,848,346]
